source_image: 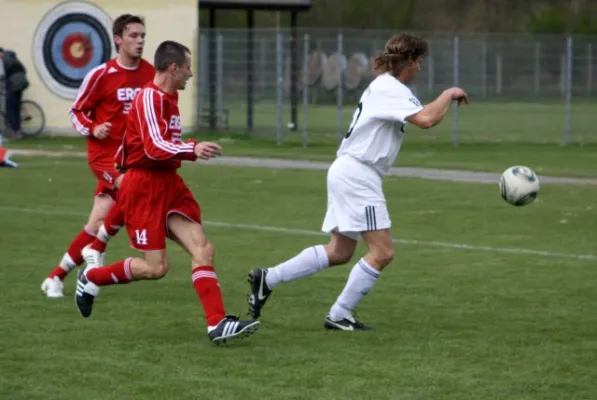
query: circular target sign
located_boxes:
[33,1,114,99]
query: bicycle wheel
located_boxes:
[20,100,46,137]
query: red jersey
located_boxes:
[69,58,155,169]
[119,82,197,171]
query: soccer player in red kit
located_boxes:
[74,41,260,344]
[41,15,155,298]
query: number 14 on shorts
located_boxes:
[135,229,148,245]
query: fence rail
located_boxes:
[197,29,597,145]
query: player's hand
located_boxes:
[93,122,112,139]
[448,87,469,106]
[195,142,222,160]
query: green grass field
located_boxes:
[1,157,596,399]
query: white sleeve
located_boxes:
[374,90,424,123]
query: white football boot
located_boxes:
[40,277,64,298]
[81,245,105,270]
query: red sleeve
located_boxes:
[68,65,106,136]
[139,89,197,161]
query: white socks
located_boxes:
[329,258,379,321]
[265,245,329,289]
[59,253,77,273]
[96,225,111,243]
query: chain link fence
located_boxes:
[196,29,597,145]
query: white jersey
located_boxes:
[337,73,423,177]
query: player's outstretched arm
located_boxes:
[407,87,468,129]
[68,65,105,137]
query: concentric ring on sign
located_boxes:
[43,15,111,88]
[62,32,94,69]
[33,1,114,99]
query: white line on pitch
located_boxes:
[0,206,594,261]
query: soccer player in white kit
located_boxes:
[248,33,468,330]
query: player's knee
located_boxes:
[84,221,102,235]
[370,246,394,267]
[146,261,169,279]
[325,245,354,266]
[330,250,352,266]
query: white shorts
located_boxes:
[321,155,391,240]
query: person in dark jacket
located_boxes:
[0,47,29,138]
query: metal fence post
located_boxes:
[276,31,284,145]
[481,40,487,98]
[564,35,573,145]
[588,43,593,97]
[534,42,541,95]
[427,55,434,94]
[302,33,310,147]
[427,40,434,95]
[216,34,224,129]
[258,37,266,96]
[198,34,207,130]
[452,35,459,147]
[336,32,344,143]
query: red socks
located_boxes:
[86,258,134,286]
[78,260,226,327]
[48,228,96,281]
[90,206,125,253]
[48,265,70,281]
[192,266,226,326]
[67,228,96,265]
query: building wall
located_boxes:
[0,0,198,135]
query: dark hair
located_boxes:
[372,34,428,76]
[112,14,145,51]
[154,41,191,72]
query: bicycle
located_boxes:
[1,99,46,138]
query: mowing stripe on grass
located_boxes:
[0,205,595,261]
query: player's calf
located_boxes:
[89,205,125,254]
[190,240,214,268]
[326,230,393,326]
[323,231,358,266]
[137,252,169,279]
[362,229,394,271]
[364,246,394,271]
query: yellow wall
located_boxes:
[0,0,198,135]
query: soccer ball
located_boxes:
[499,166,540,206]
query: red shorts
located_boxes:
[90,165,121,200]
[117,168,201,251]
